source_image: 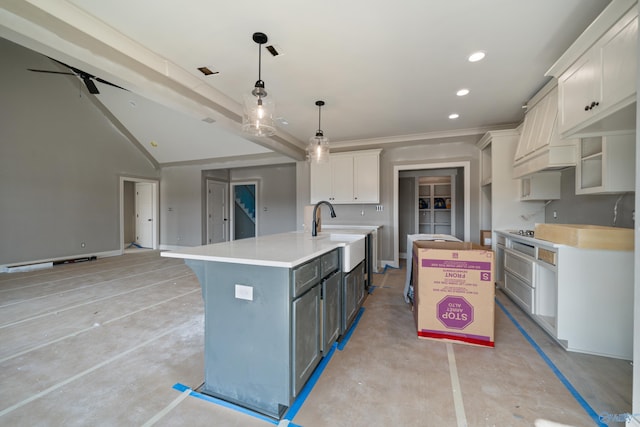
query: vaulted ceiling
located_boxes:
[0,0,611,166]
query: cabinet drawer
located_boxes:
[504,272,534,313]
[504,250,534,285]
[321,249,340,277]
[538,248,557,266]
[292,258,321,298]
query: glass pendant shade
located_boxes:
[242,88,276,136]
[307,100,330,163]
[308,132,330,163]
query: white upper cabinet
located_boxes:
[549,2,638,138]
[513,83,577,179]
[310,149,381,204]
[576,133,635,194]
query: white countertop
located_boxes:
[160,231,367,268]
[495,230,561,248]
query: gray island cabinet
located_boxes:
[161,231,366,418]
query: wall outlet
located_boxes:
[553,210,557,219]
[235,284,254,301]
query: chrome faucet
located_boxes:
[312,200,336,237]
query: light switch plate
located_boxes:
[235,284,253,301]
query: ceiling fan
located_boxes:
[28,58,126,94]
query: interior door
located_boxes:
[135,182,153,248]
[207,180,228,244]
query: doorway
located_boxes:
[230,181,258,240]
[120,177,159,252]
[393,161,470,268]
[135,182,154,248]
[206,179,229,244]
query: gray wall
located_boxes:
[161,162,296,247]
[304,141,481,265]
[0,38,159,266]
[546,167,634,228]
[231,164,297,236]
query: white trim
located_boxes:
[159,244,192,252]
[627,415,640,427]
[393,161,471,268]
[119,176,159,252]
[0,249,121,272]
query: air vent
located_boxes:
[197,66,219,76]
[265,45,279,56]
[202,117,216,124]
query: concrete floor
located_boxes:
[0,250,632,426]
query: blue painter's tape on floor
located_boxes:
[171,307,366,426]
[374,264,400,274]
[495,298,606,427]
[338,307,365,351]
[171,343,341,427]
[172,383,286,425]
[281,341,338,424]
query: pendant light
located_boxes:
[242,32,276,137]
[307,100,330,163]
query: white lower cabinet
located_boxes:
[496,231,633,360]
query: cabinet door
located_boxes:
[601,13,637,109]
[353,152,380,203]
[355,263,366,307]
[322,271,341,352]
[342,269,357,333]
[292,286,321,397]
[310,160,333,203]
[331,156,354,203]
[558,51,600,134]
[528,89,557,154]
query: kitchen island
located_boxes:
[495,230,633,359]
[161,231,367,418]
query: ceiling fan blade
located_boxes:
[95,77,127,91]
[27,69,75,76]
[82,76,100,94]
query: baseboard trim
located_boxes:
[159,244,193,252]
[627,415,640,426]
[379,259,398,269]
[1,249,122,273]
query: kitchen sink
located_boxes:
[327,233,365,272]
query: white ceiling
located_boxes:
[0,0,612,166]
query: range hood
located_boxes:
[513,82,577,179]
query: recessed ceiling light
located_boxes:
[469,51,485,62]
[456,89,470,96]
[468,51,486,62]
[150,141,158,147]
[449,113,460,119]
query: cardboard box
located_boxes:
[480,230,492,248]
[412,241,495,347]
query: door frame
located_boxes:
[120,176,159,252]
[393,161,470,268]
[230,180,259,240]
